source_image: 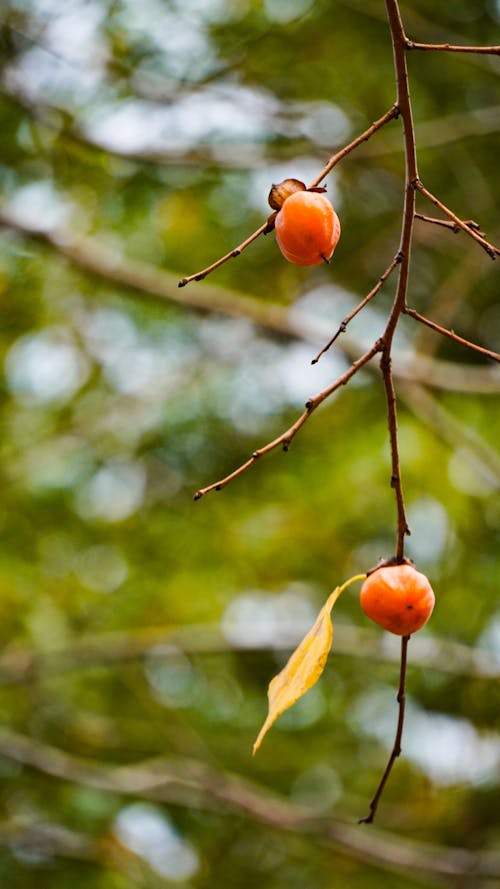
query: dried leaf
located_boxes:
[253,574,365,754]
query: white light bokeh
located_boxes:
[74,544,128,593]
[74,460,146,522]
[115,803,199,881]
[406,497,449,564]
[352,687,500,786]
[221,586,317,649]
[4,181,71,232]
[5,328,90,405]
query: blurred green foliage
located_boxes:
[0,0,499,886]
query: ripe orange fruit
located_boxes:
[360,564,435,636]
[275,191,341,266]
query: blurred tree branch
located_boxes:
[0,727,497,886]
[0,817,97,862]
[1,213,499,395]
[0,620,497,687]
[0,817,186,885]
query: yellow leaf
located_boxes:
[253,574,366,754]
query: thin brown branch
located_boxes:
[404,307,500,363]
[178,106,399,287]
[311,253,401,364]
[415,213,484,235]
[178,221,271,287]
[406,39,500,55]
[414,180,500,258]
[194,341,383,499]
[380,350,411,559]
[379,0,418,564]
[0,727,498,885]
[360,635,410,824]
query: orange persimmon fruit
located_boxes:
[274,190,341,266]
[360,564,435,636]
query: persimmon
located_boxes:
[274,189,341,266]
[360,564,435,636]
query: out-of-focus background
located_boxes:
[0,0,499,886]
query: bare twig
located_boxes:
[406,40,500,55]
[178,220,271,287]
[194,340,383,499]
[414,180,500,259]
[178,106,399,287]
[311,253,401,364]
[360,636,410,824]
[415,213,484,235]
[404,307,500,363]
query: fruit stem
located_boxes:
[359,634,410,824]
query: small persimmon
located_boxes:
[360,564,435,636]
[274,190,341,267]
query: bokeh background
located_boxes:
[0,0,499,886]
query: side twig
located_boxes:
[178,221,271,287]
[194,341,383,499]
[405,40,500,55]
[311,253,401,364]
[415,213,484,235]
[414,180,500,259]
[404,307,500,363]
[360,635,410,824]
[178,106,399,287]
